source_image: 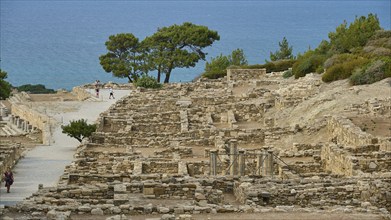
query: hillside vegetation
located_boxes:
[203,14,390,85]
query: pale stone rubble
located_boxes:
[2,69,391,219]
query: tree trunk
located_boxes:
[157,66,161,83]
[164,65,172,83]
[127,75,133,83]
[164,72,170,83]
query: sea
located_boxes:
[1,0,390,90]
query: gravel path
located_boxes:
[0,89,130,205]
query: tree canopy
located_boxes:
[203,48,248,79]
[99,33,147,83]
[328,14,381,53]
[269,37,294,62]
[292,13,384,83]
[61,119,97,142]
[138,22,220,83]
[100,23,219,84]
[0,70,12,100]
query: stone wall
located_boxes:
[72,87,93,101]
[0,144,22,176]
[327,116,378,147]
[321,143,391,176]
[142,161,179,174]
[11,103,51,144]
[227,69,266,82]
[234,177,391,211]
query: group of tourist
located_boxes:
[94,80,115,99]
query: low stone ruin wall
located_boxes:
[142,182,196,200]
[321,143,391,176]
[11,103,51,144]
[72,87,92,101]
[227,69,266,82]
[0,144,22,176]
[233,177,391,211]
[328,116,378,147]
[321,143,356,176]
[142,161,179,174]
[154,147,193,159]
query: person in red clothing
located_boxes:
[3,167,14,193]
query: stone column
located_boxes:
[261,150,269,176]
[238,149,245,176]
[210,150,218,176]
[24,121,29,132]
[268,150,274,177]
[18,119,24,129]
[0,107,5,117]
[256,150,262,175]
[229,140,238,176]
[15,116,20,127]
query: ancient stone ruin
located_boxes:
[2,69,391,219]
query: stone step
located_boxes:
[1,123,23,136]
[84,96,101,102]
[2,125,16,136]
[8,96,21,103]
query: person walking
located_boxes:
[109,87,115,99]
[94,80,101,98]
[3,167,14,193]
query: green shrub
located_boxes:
[61,119,97,143]
[322,57,369,82]
[134,75,162,89]
[0,70,12,99]
[367,30,391,45]
[350,58,391,85]
[229,48,248,66]
[244,64,265,69]
[293,51,327,78]
[17,84,55,94]
[203,49,248,79]
[203,69,227,79]
[324,53,357,69]
[245,59,295,73]
[202,54,231,79]
[282,69,293,78]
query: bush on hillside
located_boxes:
[0,70,12,99]
[322,57,369,82]
[134,75,162,89]
[350,58,391,85]
[203,54,230,79]
[245,59,295,73]
[292,51,327,78]
[203,49,248,79]
[282,69,293,78]
[17,84,56,94]
[363,30,391,58]
[328,14,381,53]
[324,53,360,69]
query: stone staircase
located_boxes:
[7,92,31,104]
[0,122,25,136]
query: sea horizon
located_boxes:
[1,0,390,90]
